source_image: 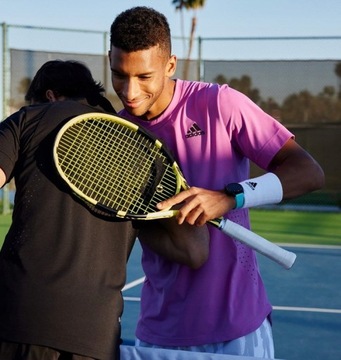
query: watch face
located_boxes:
[225,183,244,195]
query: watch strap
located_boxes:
[234,192,244,209]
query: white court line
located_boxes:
[275,243,341,250]
[273,306,341,314]
[122,276,145,292]
[123,296,142,302]
[123,245,341,314]
[122,280,341,314]
[122,297,341,314]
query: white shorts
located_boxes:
[135,318,275,359]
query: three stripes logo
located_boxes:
[185,123,205,138]
[245,181,257,190]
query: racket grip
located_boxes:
[218,218,296,269]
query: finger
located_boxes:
[157,190,193,210]
[182,205,205,226]
[177,201,208,225]
[173,199,203,225]
[194,213,208,227]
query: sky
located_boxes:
[1,0,341,119]
[1,0,341,60]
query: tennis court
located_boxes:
[0,209,339,359]
[122,241,341,360]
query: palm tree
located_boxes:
[172,0,206,80]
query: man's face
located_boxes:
[109,45,176,120]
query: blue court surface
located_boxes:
[121,242,341,360]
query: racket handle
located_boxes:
[217,218,296,269]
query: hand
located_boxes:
[139,218,210,269]
[0,168,6,188]
[157,187,235,226]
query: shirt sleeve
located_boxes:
[219,85,294,170]
[0,111,22,181]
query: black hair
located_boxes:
[110,6,171,56]
[25,60,115,112]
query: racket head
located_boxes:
[53,112,186,219]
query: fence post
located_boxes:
[198,36,203,81]
[1,22,10,214]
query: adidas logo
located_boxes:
[245,181,257,191]
[185,123,205,138]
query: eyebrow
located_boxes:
[110,68,155,77]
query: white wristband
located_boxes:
[239,173,283,208]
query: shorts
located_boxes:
[136,318,275,359]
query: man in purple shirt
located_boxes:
[108,6,324,358]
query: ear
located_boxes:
[165,55,177,78]
[46,89,58,102]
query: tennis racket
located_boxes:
[53,112,296,269]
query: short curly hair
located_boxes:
[25,60,115,112]
[110,7,171,56]
[25,60,105,103]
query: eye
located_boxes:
[139,75,152,81]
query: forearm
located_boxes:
[138,218,210,269]
[237,142,325,208]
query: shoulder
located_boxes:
[176,79,221,95]
[176,80,245,110]
[0,107,30,134]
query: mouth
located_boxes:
[123,98,145,110]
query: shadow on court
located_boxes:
[259,245,341,360]
[122,242,341,360]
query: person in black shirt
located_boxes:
[0,60,209,360]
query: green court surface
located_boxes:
[0,214,11,246]
[249,209,341,245]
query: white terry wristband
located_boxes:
[239,173,283,208]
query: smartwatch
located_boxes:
[224,183,245,209]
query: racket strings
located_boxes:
[108,131,178,214]
[58,121,120,197]
[56,117,179,215]
[58,119,145,205]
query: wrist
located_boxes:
[224,183,245,209]
[239,173,283,208]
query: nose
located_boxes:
[122,78,140,100]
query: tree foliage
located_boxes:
[172,0,206,10]
[213,62,341,124]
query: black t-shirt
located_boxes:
[0,101,137,360]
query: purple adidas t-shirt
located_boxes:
[120,80,293,346]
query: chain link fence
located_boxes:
[1,24,340,212]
